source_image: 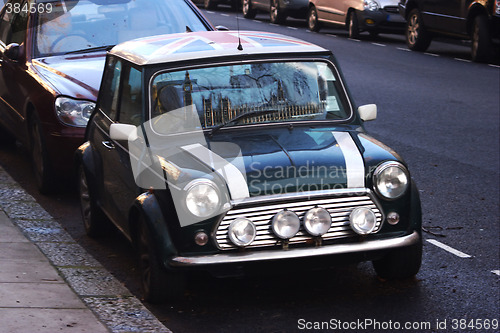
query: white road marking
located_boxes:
[326,34,337,37]
[397,47,410,51]
[348,38,361,42]
[221,14,230,17]
[371,43,386,47]
[424,52,439,57]
[252,20,262,23]
[492,270,500,276]
[427,239,472,258]
[488,64,500,69]
[287,26,298,30]
[454,58,471,63]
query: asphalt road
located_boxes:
[0,7,499,333]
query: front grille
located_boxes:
[215,193,383,250]
[384,6,399,14]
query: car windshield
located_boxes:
[34,0,210,57]
[149,61,351,134]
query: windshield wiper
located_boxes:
[209,109,279,136]
[64,45,115,55]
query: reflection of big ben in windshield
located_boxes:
[183,71,193,107]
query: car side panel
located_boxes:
[422,0,465,35]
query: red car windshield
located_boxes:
[34,0,210,57]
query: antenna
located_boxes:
[235,0,243,50]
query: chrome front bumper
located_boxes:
[170,231,420,267]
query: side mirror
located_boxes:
[358,104,377,122]
[110,123,138,141]
[4,43,20,61]
[215,25,229,31]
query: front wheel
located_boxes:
[242,0,257,19]
[270,0,286,24]
[137,215,185,303]
[406,8,432,51]
[348,11,360,39]
[29,115,54,194]
[471,15,491,62]
[372,237,422,279]
[307,6,321,32]
[204,0,217,10]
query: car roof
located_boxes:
[109,31,329,66]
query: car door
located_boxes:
[91,56,145,234]
[422,0,465,34]
[314,0,343,24]
[0,0,28,136]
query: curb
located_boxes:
[0,165,170,333]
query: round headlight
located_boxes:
[185,180,220,218]
[303,207,332,236]
[228,218,256,247]
[364,0,380,11]
[349,207,377,235]
[272,210,301,239]
[373,162,409,199]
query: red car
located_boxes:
[0,0,214,192]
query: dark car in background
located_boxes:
[77,30,422,303]
[399,0,500,62]
[0,0,213,193]
[242,0,309,24]
[308,0,405,38]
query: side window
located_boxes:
[98,57,122,121]
[0,0,27,45]
[10,1,28,45]
[118,66,143,126]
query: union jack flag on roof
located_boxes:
[111,31,328,65]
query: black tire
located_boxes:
[348,10,360,39]
[471,15,491,63]
[78,165,109,237]
[204,0,217,10]
[270,0,286,24]
[242,0,256,19]
[307,5,321,32]
[372,237,422,280]
[137,215,185,303]
[406,8,432,51]
[29,114,54,194]
[0,127,16,147]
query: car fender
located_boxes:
[409,179,422,234]
[132,192,178,270]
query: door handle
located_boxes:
[101,141,115,149]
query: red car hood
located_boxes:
[31,52,107,101]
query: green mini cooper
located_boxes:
[77,30,422,303]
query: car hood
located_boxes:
[31,53,106,100]
[150,125,402,199]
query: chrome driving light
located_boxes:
[373,162,409,200]
[349,207,377,235]
[303,207,332,236]
[272,210,301,239]
[185,180,220,218]
[55,96,95,127]
[364,0,380,11]
[228,218,256,247]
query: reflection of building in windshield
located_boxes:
[151,61,348,130]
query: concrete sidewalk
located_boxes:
[0,165,170,333]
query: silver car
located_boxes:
[308,0,405,38]
[243,0,309,24]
